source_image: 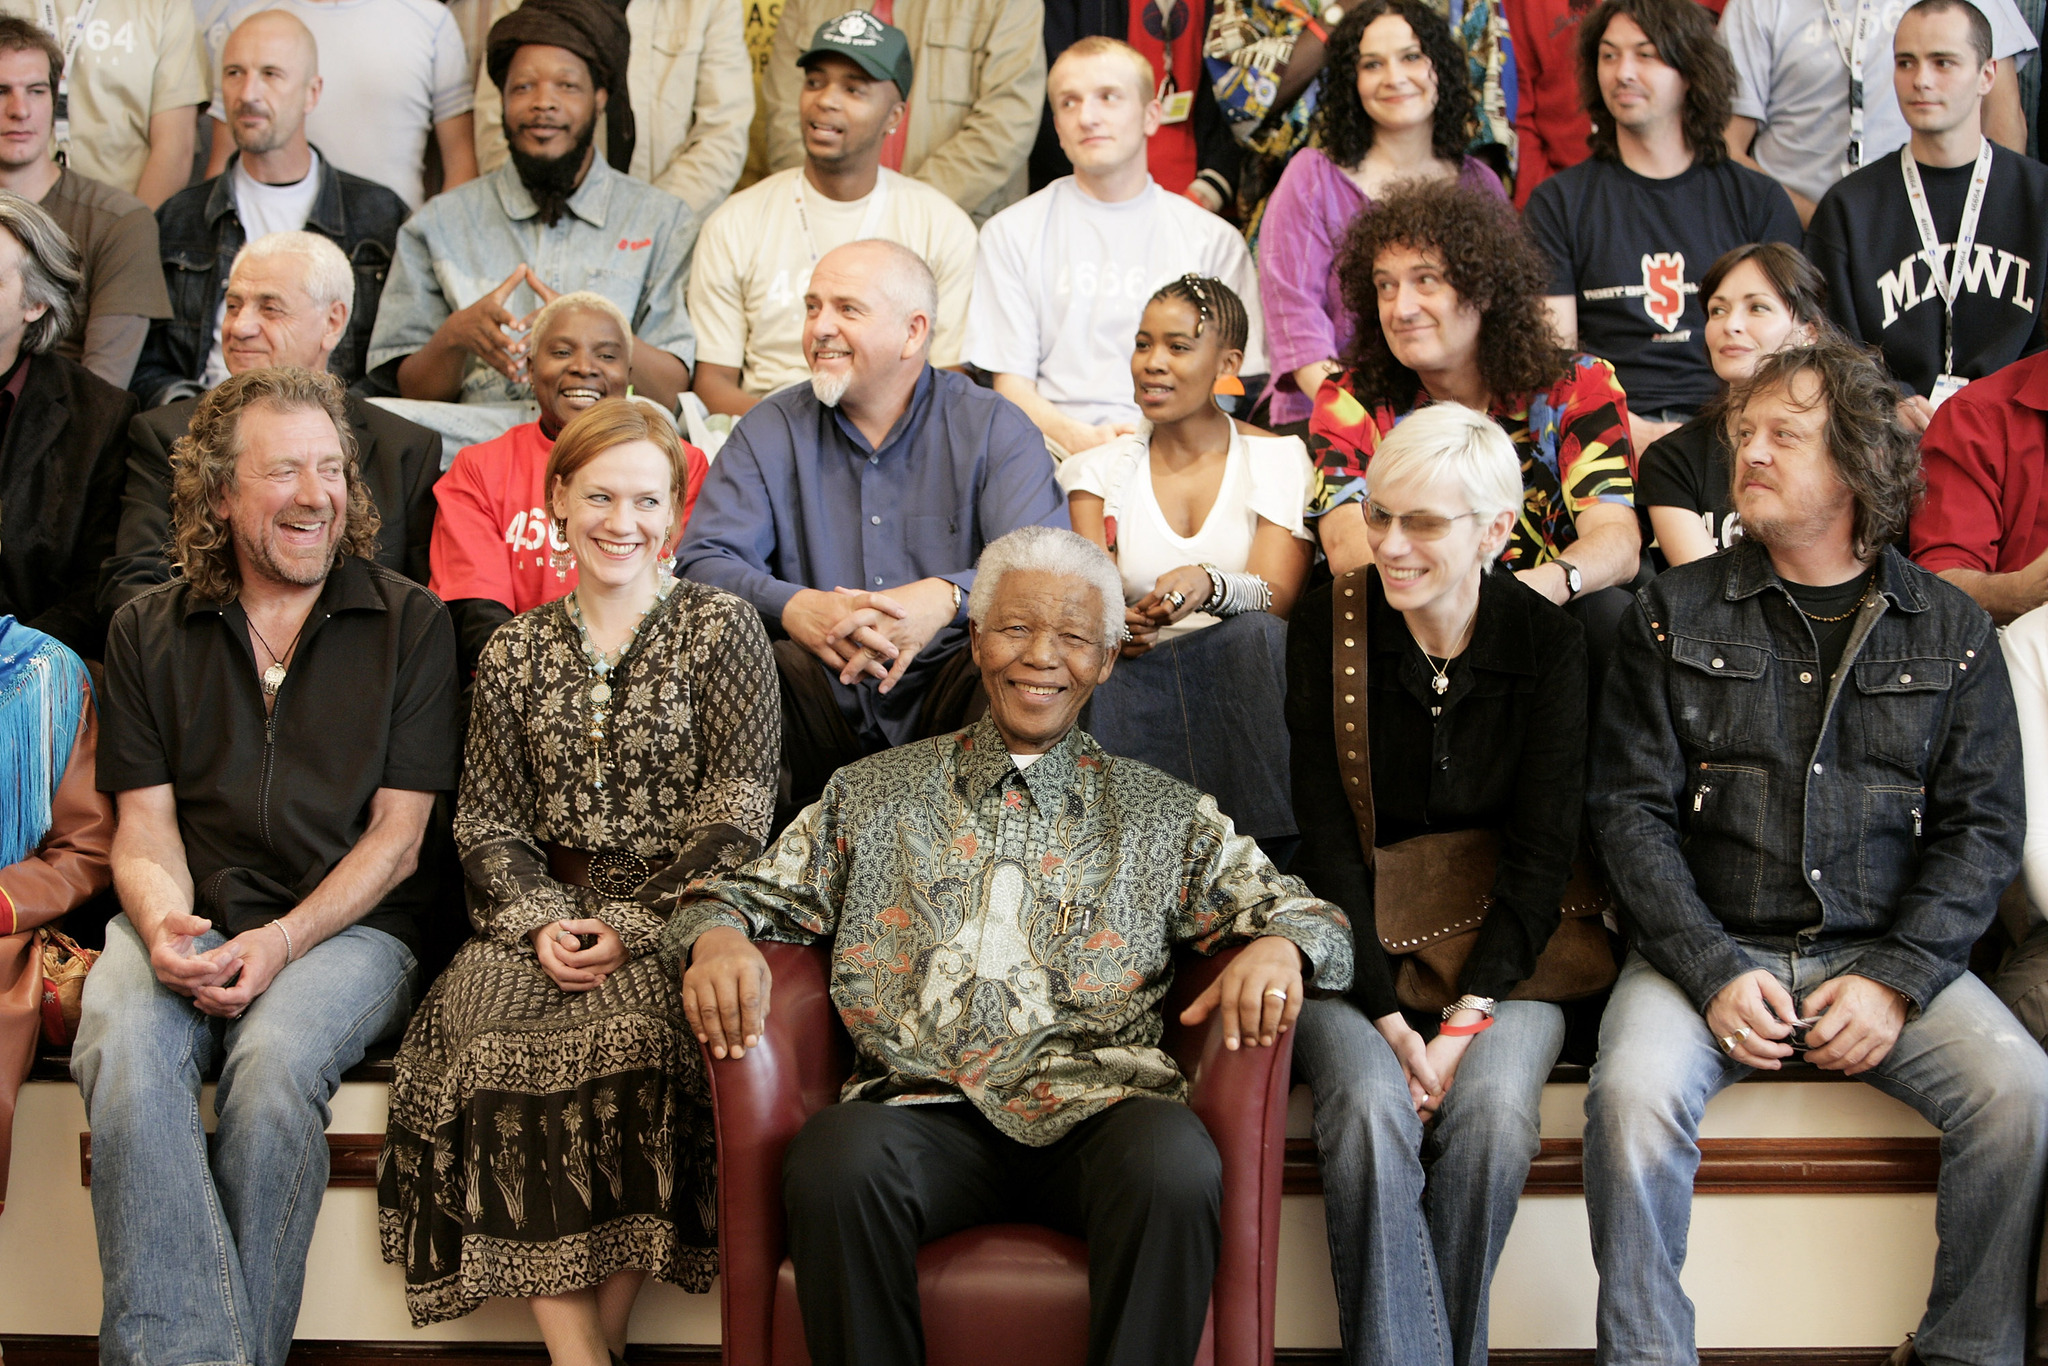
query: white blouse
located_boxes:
[1057,424,1314,640]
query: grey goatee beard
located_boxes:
[809,366,852,407]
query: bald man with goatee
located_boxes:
[131,8,409,407]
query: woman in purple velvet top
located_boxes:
[1257,0,1507,431]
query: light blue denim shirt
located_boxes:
[367,159,699,405]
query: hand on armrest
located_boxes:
[684,924,773,1059]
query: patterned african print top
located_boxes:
[661,717,1353,1145]
[457,578,779,953]
[1305,354,1636,571]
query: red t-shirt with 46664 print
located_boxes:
[428,420,708,614]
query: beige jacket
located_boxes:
[471,0,753,221]
[764,0,1044,223]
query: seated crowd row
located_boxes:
[1,3,2048,1366]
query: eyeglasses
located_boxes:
[1363,502,1483,540]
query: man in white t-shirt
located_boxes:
[203,0,477,211]
[131,7,408,405]
[966,36,1266,459]
[1722,0,2037,222]
[688,10,976,417]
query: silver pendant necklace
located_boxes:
[246,613,307,698]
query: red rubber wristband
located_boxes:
[1438,1015,1494,1037]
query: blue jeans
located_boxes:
[1294,995,1566,1366]
[72,917,418,1366]
[1584,945,2048,1366]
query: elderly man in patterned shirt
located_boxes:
[669,524,1351,1366]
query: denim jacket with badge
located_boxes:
[1587,539,2022,1014]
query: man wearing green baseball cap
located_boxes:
[799,9,916,97]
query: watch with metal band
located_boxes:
[1555,559,1583,600]
[1441,993,1498,1021]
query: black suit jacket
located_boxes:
[0,351,138,658]
[98,392,442,616]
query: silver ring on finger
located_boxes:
[1265,988,1288,1002]
[1165,589,1187,610]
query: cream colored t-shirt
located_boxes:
[3,0,208,192]
[687,165,979,400]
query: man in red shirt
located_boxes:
[1912,350,2048,622]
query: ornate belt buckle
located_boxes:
[588,849,652,898]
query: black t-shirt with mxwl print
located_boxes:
[1806,142,2048,399]
[1526,155,1804,414]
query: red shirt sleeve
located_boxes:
[429,443,522,609]
[1913,395,2009,575]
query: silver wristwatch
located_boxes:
[1442,994,1498,1021]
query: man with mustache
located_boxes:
[680,239,1066,825]
[1584,332,2048,1366]
[367,0,696,414]
[74,364,458,1366]
[132,7,409,408]
[102,231,442,614]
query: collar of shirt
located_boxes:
[211,146,345,237]
[953,713,1090,812]
[2014,353,2048,414]
[180,551,391,626]
[829,362,936,462]
[1719,538,1929,616]
[0,348,31,445]
[491,156,617,231]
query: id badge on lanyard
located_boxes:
[38,0,98,160]
[1146,0,1193,122]
[1820,0,1877,177]
[1901,138,1993,408]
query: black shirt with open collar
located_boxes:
[96,555,460,955]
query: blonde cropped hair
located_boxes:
[1050,35,1155,100]
[531,290,634,360]
[1366,404,1523,568]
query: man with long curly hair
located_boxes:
[1526,0,1801,453]
[72,364,459,1366]
[1307,179,1642,678]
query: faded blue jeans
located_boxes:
[1294,995,1566,1366]
[72,916,417,1366]
[1584,943,2048,1366]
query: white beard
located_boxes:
[809,367,852,407]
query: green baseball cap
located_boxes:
[799,10,914,97]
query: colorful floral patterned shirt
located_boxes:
[1305,353,1636,570]
[662,717,1353,1144]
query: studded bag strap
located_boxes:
[1331,566,1377,866]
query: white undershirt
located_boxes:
[203,150,324,387]
[1119,439,1255,641]
[1010,752,1043,770]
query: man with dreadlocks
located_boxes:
[367,0,697,411]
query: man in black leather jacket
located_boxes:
[1584,333,2048,1366]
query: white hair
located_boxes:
[531,289,634,360]
[1367,403,1523,569]
[230,231,353,314]
[967,526,1125,649]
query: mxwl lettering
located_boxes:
[1879,245,2037,327]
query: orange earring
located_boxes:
[1212,375,1245,396]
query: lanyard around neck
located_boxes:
[1818,0,1879,177]
[793,171,892,265]
[1901,137,1994,378]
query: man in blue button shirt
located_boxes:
[679,238,1065,819]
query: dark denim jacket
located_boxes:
[1588,539,2022,1013]
[130,148,409,408]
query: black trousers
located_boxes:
[782,1098,1223,1366]
[772,639,987,829]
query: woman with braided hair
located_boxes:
[1059,274,1315,852]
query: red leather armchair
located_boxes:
[702,940,1297,1366]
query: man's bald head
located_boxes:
[818,238,937,343]
[221,10,321,157]
[803,238,938,409]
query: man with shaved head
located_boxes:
[131,7,409,407]
[681,237,1067,824]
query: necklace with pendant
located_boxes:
[246,612,308,698]
[1415,599,1481,699]
[565,574,674,787]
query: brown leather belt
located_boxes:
[544,842,665,898]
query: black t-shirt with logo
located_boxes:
[1637,411,1741,568]
[1526,156,1804,414]
[1805,143,2048,399]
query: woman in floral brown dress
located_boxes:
[378,399,778,1362]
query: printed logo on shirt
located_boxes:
[1642,253,1687,331]
[1878,246,2038,327]
[618,238,652,251]
[503,506,569,562]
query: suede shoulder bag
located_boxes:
[1330,567,1616,1013]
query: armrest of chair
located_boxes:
[1162,944,1295,1366]
[701,940,851,1366]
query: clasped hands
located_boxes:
[444,263,563,386]
[783,579,960,693]
[1122,565,1214,658]
[146,910,289,1019]
[1707,967,1908,1075]
[529,918,627,992]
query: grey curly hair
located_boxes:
[0,190,79,355]
[967,526,1125,649]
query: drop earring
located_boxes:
[550,518,575,580]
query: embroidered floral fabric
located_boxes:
[1305,353,1636,570]
[376,581,778,1325]
[663,717,1353,1145]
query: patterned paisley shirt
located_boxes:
[1306,353,1636,570]
[661,717,1353,1144]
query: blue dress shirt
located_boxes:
[679,365,1066,746]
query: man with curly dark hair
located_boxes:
[1585,331,2046,1366]
[1307,179,1642,676]
[74,363,459,1366]
[1526,0,1800,453]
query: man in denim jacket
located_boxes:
[1585,334,2048,1366]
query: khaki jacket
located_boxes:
[764,0,1044,223]
[471,0,753,221]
